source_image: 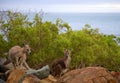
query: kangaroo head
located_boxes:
[64,49,71,57]
[23,44,31,54]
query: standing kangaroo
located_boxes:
[9,44,31,70]
[51,49,71,77]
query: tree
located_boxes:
[0,10,120,71]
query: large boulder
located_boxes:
[26,65,50,79]
[57,67,118,83]
[111,71,120,83]
[6,68,42,83]
[6,65,56,83]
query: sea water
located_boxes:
[42,13,120,36]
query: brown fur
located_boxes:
[51,49,71,77]
[9,45,31,69]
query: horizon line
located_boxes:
[1,9,120,13]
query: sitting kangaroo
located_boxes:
[51,49,71,77]
[9,44,31,70]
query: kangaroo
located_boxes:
[9,44,31,70]
[51,49,71,77]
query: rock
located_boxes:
[0,65,9,81]
[26,65,50,79]
[22,75,41,83]
[0,65,9,73]
[7,65,51,83]
[57,67,118,83]
[0,58,7,65]
[0,73,8,81]
[0,57,14,70]
[0,79,6,83]
[111,71,120,83]
[6,68,26,83]
[40,75,57,83]
[6,68,41,83]
[4,63,14,70]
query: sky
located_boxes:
[0,0,120,13]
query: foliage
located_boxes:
[0,34,8,56]
[0,11,120,71]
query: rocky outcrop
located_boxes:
[6,65,57,83]
[57,67,118,83]
[5,65,120,83]
[0,65,9,81]
[111,71,120,83]
[6,68,41,83]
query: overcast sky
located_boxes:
[0,0,120,13]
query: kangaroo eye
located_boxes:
[27,49,29,51]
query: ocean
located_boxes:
[41,13,120,36]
